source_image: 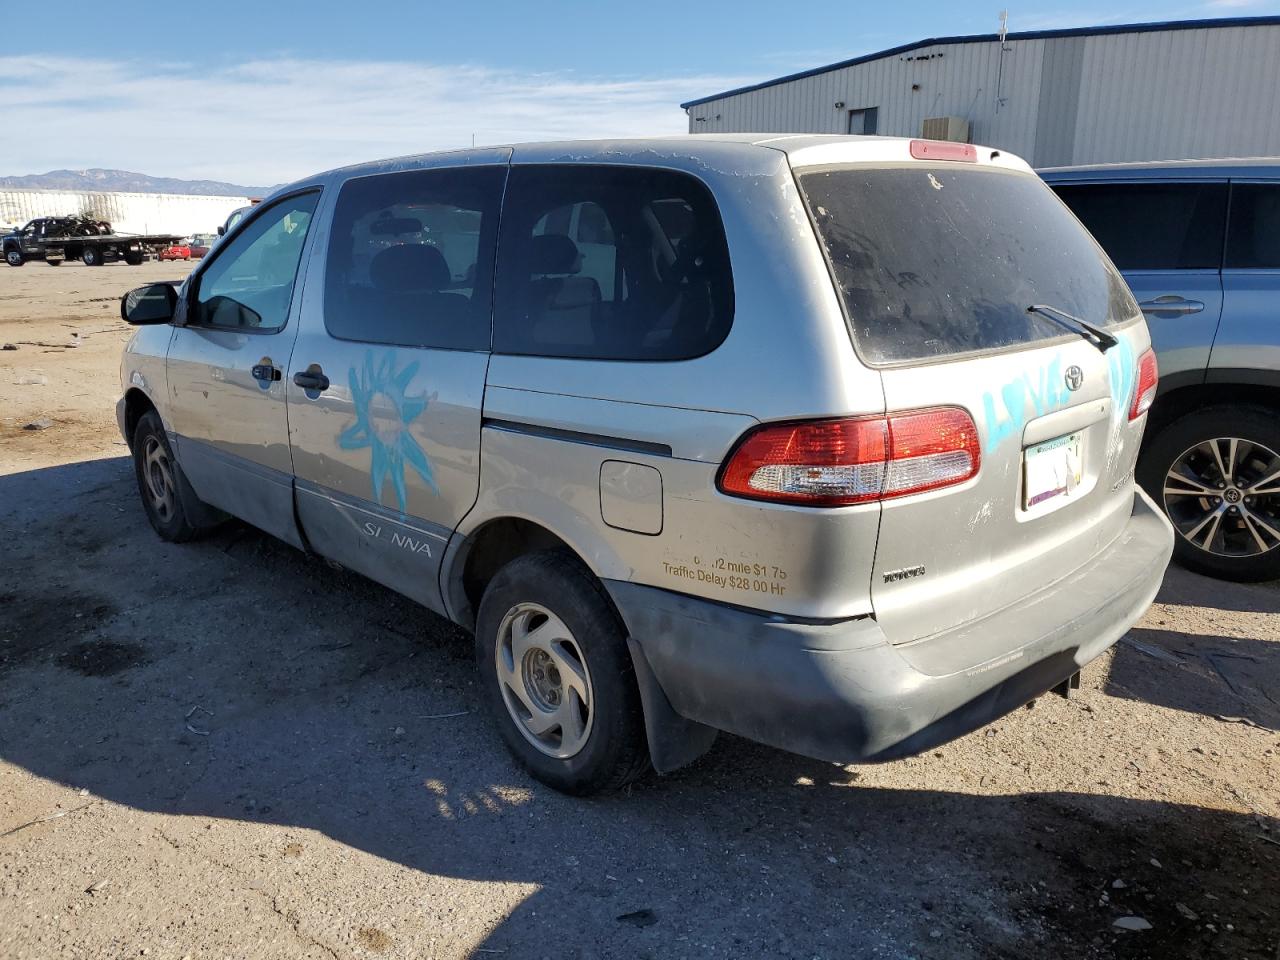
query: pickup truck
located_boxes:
[2,217,185,267]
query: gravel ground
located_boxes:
[1,262,1278,960]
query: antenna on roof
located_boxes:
[995,10,1011,113]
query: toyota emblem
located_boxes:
[1064,365,1084,391]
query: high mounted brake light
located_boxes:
[718,407,980,506]
[909,140,977,162]
[1130,348,1158,420]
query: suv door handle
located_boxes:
[251,363,282,382]
[293,367,331,392]
[1138,296,1204,315]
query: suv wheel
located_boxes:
[132,411,218,542]
[476,551,650,795]
[4,249,21,267]
[1138,406,1280,582]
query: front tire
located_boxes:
[132,411,215,542]
[4,248,21,267]
[1138,405,1280,582]
[476,551,650,795]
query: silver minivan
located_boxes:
[118,136,1174,794]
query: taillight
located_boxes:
[718,407,980,506]
[909,139,977,162]
[1130,349,1158,420]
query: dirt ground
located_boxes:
[1,261,1277,960]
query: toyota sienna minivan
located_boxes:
[118,135,1174,794]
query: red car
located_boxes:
[158,243,191,261]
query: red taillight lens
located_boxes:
[1130,349,1158,420]
[909,139,977,162]
[718,407,980,506]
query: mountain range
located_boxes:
[0,168,276,197]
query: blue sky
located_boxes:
[5,0,1277,184]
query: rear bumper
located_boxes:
[607,488,1174,764]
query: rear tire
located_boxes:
[132,411,216,543]
[82,247,102,266]
[124,253,143,266]
[1137,405,1280,582]
[4,249,21,267]
[475,551,651,795]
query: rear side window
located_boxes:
[798,165,1137,365]
[1225,183,1280,269]
[1053,182,1228,271]
[494,165,733,361]
[324,165,506,351]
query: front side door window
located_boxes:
[192,194,319,331]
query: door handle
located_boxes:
[1138,296,1204,316]
[251,363,281,382]
[293,366,330,392]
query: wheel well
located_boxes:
[450,517,577,631]
[1148,382,1280,441]
[122,388,157,450]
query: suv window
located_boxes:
[494,165,733,361]
[324,166,506,351]
[798,165,1137,365]
[1052,182,1228,271]
[193,192,319,330]
[1225,183,1280,269]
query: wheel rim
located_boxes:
[142,435,177,523]
[495,602,594,759]
[6,251,20,265]
[1163,436,1280,558]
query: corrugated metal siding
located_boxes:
[0,190,248,236]
[688,36,1046,161]
[687,23,1280,166]
[1071,24,1280,163]
[1034,37,1086,167]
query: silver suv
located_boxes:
[1043,161,1280,582]
[118,136,1173,794]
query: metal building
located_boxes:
[681,16,1280,167]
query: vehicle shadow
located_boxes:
[1151,564,1280,614]
[1,457,1277,959]
[1107,627,1280,731]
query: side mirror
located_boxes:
[217,225,226,236]
[121,283,178,325]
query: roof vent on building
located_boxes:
[921,116,970,143]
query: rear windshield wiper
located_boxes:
[1026,304,1118,353]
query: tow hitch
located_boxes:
[1052,671,1082,700]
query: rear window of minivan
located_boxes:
[797,165,1138,365]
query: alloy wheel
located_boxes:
[1163,436,1280,557]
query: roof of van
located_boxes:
[315,134,1012,176]
[1039,157,1280,179]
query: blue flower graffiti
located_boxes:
[338,350,438,512]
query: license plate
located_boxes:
[1024,432,1083,508]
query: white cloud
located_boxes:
[0,54,748,186]
[1206,0,1263,7]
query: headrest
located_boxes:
[530,233,581,275]
[370,216,423,237]
[369,244,451,293]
